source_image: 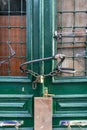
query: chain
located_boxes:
[26,69,39,77]
[43,70,58,77]
[26,69,58,78]
[25,69,58,89]
[20,54,75,89]
[29,70,58,89]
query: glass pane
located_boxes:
[56,0,87,77]
[0,0,26,76]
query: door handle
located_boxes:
[0,120,23,129]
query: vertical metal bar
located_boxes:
[60,0,63,53]
[57,0,63,76]
[60,0,63,54]
[57,0,63,75]
[20,0,23,64]
[72,0,76,76]
[85,25,87,76]
[8,0,11,75]
[20,0,26,75]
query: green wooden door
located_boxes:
[43,0,87,129]
[0,0,40,129]
[0,0,87,129]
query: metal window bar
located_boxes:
[56,0,87,77]
[20,0,23,66]
[73,0,75,77]
[20,0,26,67]
[8,0,11,75]
[85,25,87,75]
[0,0,26,76]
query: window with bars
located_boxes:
[56,0,87,77]
[0,0,26,76]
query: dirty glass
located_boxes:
[56,0,87,77]
[0,0,26,76]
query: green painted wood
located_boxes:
[53,76,87,83]
[0,102,24,107]
[54,111,87,117]
[0,0,39,129]
[0,94,33,98]
[54,94,87,98]
[0,76,31,83]
[0,94,33,117]
[43,0,87,129]
[53,94,87,118]
[0,0,87,129]
[0,111,31,117]
[53,127,87,130]
[0,128,33,130]
[58,102,87,108]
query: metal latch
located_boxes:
[54,30,87,39]
[43,87,55,97]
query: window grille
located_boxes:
[0,0,26,76]
[56,0,87,77]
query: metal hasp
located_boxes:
[43,87,55,97]
[54,30,87,39]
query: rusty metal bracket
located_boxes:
[54,30,86,39]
